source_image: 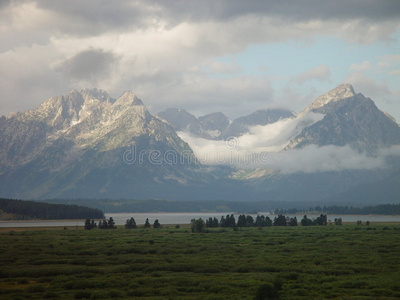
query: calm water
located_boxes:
[1,212,400,228]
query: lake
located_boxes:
[1,212,400,228]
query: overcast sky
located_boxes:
[1,0,400,121]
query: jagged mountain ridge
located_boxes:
[0,84,399,201]
[157,108,233,140]
[286,84,400,152]
[157,108,213,139]
[1,89,193,170]
[0,89,205,199]
[157,107,295,140]
[220,109,295,139]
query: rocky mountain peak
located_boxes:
[198,112,231,139]
[30,90,85,129]
[300,84,356,116]
[287,84,400,152]
[80,88,113,103]
[115,91,144,106]
[198,112,230,130]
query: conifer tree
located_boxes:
[153,219,161,228]
[213,217,219,227]
[108,217,116,229]
[125,217,137,229]
[84,219,92,230]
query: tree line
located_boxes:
[191,214,330,232]
[85,214,333,231]
[275,203,400,215]
[0,198,104,220]
[84,217,161,230]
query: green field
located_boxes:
[1,224,400,299]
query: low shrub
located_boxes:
[254,283,278,300]
[74,291,92,299]
[25,284,46,293]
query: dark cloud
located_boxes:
[0,44,71,116]
[1,0,399,119]
[56,49,119,83]
[152,0,400,23]
[30,0,400,36]
[34,0,158,36]
[0,0,11,10]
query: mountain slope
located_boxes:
[286,84,400,152]
[221,109,295,139]
[158,108,295,140]
[0,90,203,199]
[157,108,212,139]
[198,112,231,138]
[0,84,399,203]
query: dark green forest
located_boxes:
[43,198,279,213]
[0,198,104,220]
[44,198,400,215]
[275,204,400,215]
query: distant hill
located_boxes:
[0,198,105,220]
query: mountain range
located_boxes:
[0,84,399,204]
[157,107,295,140]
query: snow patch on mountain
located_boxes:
[299,83,356,116]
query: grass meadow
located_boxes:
[1,223,400,299]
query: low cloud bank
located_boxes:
[270,145,400,174]
[178,112,324,161]
[178,115,400,173]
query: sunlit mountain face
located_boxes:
[0,85,399,203]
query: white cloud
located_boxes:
[179,125,400,173]
[345,72,391,99]
[1,1,400,118]
[377,61,391,68]
[270,145,387,174]
[293,65,331,85]
[206,60,242,74]
[178,108,400,174]
[377,54,400,70]
[177,112,324,165]
[381,54,400,63]
[388,69,400,76]
[238,112,324,152]
[349,61,371,72]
